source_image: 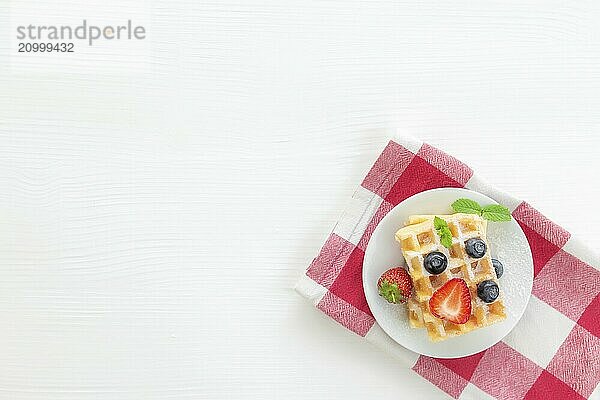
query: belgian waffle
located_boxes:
[395,213,506,342]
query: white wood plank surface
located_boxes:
[1,1,600,399]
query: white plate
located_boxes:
[363,188,533,358]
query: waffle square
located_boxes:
[395,213,506,342]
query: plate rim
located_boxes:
[362,187,534,358]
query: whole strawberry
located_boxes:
[377,267,413,304]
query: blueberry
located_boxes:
[477,280,499,303]
[423,251,447,275]
[492,259,504,278]
[465,238,487,258]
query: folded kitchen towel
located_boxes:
[295,136,600,400]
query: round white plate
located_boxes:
[363,188,533,358]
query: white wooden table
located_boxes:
[1,1,600,399]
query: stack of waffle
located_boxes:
[395,213,506,342]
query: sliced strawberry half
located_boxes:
[428,278,472,324]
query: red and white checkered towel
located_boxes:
[295,136,600,400]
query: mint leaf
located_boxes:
[440,233,453,249]
[451,198,482,215]
[433,216,446,230]
[433,216,453,249]
[451,198,512,222]
[481,204,511,221]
